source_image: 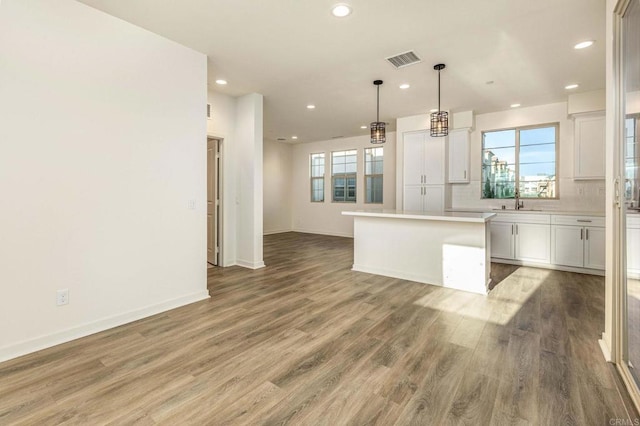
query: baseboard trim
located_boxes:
[263,229,292,236]
[491,258,605,276]
[0,290,210,363]
[292,228,353,238]
[236,259,266,269]
[599,334,613,362]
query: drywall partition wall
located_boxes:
[291,133,396,237]
[207,89,238,267]
[206,90,265,268]
[0,0,209,362]
[264,140,293,234]
[449,102,606,212]
[236,93,265,269]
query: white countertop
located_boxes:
[446,207,605,217]
[342,209,496,223]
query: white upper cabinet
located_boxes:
[574,113,605,179]
[403,131,445,186]
[448,128,470,183]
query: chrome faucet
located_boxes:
[515,189,524,210]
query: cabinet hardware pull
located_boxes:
[581,229,583,240]
[586,229,589,240]
[516,224,518,235]
[511,224,514,235]
[577,219,592,223]
[464,170,467,179]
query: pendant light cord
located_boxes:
[437,69,441,113]
[376,85,380,122]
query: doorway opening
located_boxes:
[207,137,222,266]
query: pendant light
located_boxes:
[430,64,448,137]
[370,80,385,144]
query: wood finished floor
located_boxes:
[0,232,635,425]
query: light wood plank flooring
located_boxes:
[0,232,636,425]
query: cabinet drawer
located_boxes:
[491,213,551,224]
[551,215,604,227]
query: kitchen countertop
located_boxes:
[342,209,497,223]
[446,207,605,217]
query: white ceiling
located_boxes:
[76,0,605,143]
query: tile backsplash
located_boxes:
[451,178,605,212]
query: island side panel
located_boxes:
[351,215,489,294]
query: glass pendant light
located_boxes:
[370,80,385,144]
[430,64,448,137]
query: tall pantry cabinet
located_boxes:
[402,130,449,212]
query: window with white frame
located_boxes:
[310,153,325,202]
[332,149,357,202]
[481,124,558,199]
[364,147,383,203]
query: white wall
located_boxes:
[207,90,264,268]
[291,133,396,237]
[0,0,209,362]
[451,102,605,212]
[264,141,293,234]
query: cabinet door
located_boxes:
[448,129,469,183]
[403,132,425,186]
[424,135,445,184]
[574,114,605,179]
[552,225,584,267]
[584,227,606,270]
[515,223,551,263]
[424,185,444,212]
[491,222,515,260]
[628,227,640,274]
[403,186,424,212]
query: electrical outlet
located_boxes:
[56,289,69,306]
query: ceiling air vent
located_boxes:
[385,50,422,69]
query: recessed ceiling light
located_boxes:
[291,136,298,140]
[306,104,316,109]
[430,108,438,113]
[399,83,410,89]
[486,80,495,85]
[331,4,352,17]
[574,40,594,49]
[276,138,286,141]
[565,84,579,90]
[360,125,367,129]
[510,103,521,108]
[215,79,227,85]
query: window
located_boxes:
[310,153,325,202]
[332,149,357,202]
[482,124,558,199]
[364,147,383,203]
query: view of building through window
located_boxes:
[364,147,383,203]
[310,153,325,202]
[332,150,357,202]
[482,124,557,199]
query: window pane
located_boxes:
[519,162,556,177]
[519,143,555,164]
[483,147,516,165]
[366,176,383,203]
[483,130,515,149]
[519,179,556,198]
[520,126,556,146]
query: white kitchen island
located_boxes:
[342,210,496,295]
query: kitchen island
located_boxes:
[342,210,496,294]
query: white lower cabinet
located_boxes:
[551,215,605,270]
[403,185,444,212]
[490,214,550,263]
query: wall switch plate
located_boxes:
[188,199,196,210]
[56,289,69,306]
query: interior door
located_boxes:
[207,138,220,265]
